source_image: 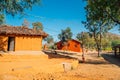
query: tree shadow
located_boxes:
[43,50,77,59]
[82,59,110,65]
[101,53,120,67]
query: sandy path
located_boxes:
[0,51,120,80]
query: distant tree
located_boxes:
[58,27,73,51]
[76,32,95,50]
[101,38,111,51]
[44,35,55,49]
[85,0,120,31]
[44,35,54,44]
[22,19,29,27]
[32,22,43,30]
[76,32,89,47]
[58,27,72,41]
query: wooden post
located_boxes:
[114,48,117,56]
[119,47,120,55]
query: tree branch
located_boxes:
[105,10,120,25]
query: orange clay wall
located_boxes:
[67,40,82,52]
[15,36,42,51]
[57,40,82,52]
[0,36,8,51]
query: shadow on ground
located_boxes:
[101,53,120,67]
[84,59,110,65]
[43,50,77,59]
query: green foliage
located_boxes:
[44,35,54,44]
[44,35,56,50]
[101,38,111,50]
[85,0,120,30]
[49,43,57,50]
[111,40,120,47]
[76,32,95,49]
[0,0,41,24]
[32,22,43,30]
[0,14,4,25]
[0,0,41,16]
[83,0,119,56]
[58,27,73,41]
[76,32,120,52]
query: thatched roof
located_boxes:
[0,25,48,38]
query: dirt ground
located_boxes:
[0,51,120,80]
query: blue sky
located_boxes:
[5,0,119,41]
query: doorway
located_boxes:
[8,37,15,51]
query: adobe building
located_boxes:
[0,25,48,51]
[56,39,82,52]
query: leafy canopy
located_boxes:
[83,0,119,56]
[32,22,43,30]
[44,35,54,44]
[58,27,73,41]
[76,32,95,49]
[0,0,41,24]
[0,0,41,16]
[85,0,120,29]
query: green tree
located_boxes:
[22,19,29,27]
[0,0,41,24]
[32,22,43,30]
[83,20,113,56]
[85,0,120,30]
[101,38,111,51]
[76,32,89,48]
[76,32,95,50]
[83,0,116,56]
[44,35,54,44]
[0,0,40,16]
[44,35,55,49]
[58,27,73,50]
[58,27,72,41]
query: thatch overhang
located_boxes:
[0,25,48,38]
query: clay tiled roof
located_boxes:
[0,25,48,38]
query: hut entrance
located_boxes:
[8,37,15,51]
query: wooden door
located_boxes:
[8,37,15,51]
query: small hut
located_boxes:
[0,25,48,51]
[56,39,82,52]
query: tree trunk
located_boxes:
[81,43,85,62]
[99,25,102,57]
[93,32,100,57]
[81,32,85,62]
[96,43,100,57]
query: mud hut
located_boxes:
[56,39,82,52]
[0,25,48,51]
